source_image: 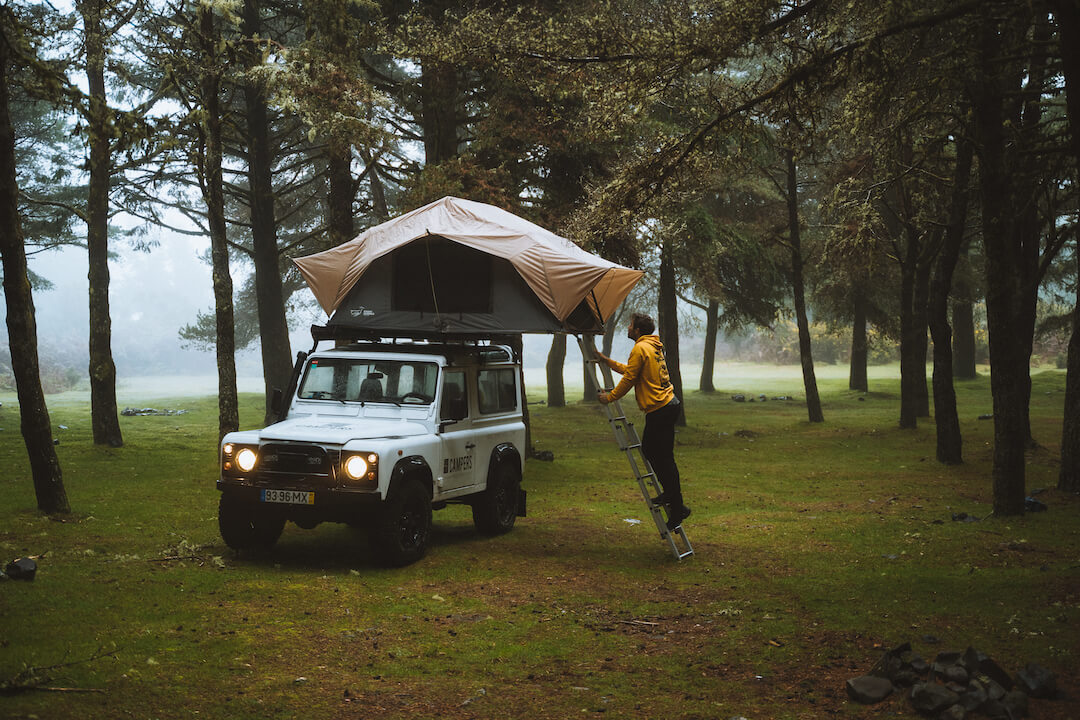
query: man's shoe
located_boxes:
[666,505,691,531]
[651,492,670,506]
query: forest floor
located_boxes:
[1,366,1077,719]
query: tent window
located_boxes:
[392,237,493,314]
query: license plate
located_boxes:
[261,489,314,505]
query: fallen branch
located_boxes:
[0,647,119,696]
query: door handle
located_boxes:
[465,443,476,450]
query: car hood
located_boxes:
[258,415,430,444]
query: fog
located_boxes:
[7,230,615,400]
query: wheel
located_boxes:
[472,459,520,536]
[218,493,285,551]
[370,476,432,567]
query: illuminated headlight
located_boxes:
[343,453,378,482]
[236,448,258,473]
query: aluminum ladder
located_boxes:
[577,335,694,560]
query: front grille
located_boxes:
[257,443,333,479]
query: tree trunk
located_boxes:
[699,298,718,393]
[849,291,868,392]
[0,28,70,513]
[1055,0,1080,492]
[785,149,823,423]
[243,0,293,425]
[971,5,1031,516]
[1013,13,1053,450]
[602,310,618,356]
[951,291,977,378]
[359,144,388,221]
[199,4,238,441]
[898,228,923,429]
[546,334,566,407]
[82,0,123,447]
[327,137,355,246]
[658,235,686,426]
[1061,243,1080,492]
[928,137,973,465]
[420,61,459,164]
[913,254,932,418]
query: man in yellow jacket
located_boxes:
[596,313,690,531]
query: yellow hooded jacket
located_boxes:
[601,335,675,413]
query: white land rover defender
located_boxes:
[217,340,526,566]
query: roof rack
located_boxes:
[308,326,516,363]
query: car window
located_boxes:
[478,368,517,414]
[298,358,438,404]
[440,370,469,420]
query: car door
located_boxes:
[437,369,477,494]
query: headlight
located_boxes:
[344,455,368,480]
[342,452,378,482]
[236,448,257,473]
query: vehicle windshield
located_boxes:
[298,357,439,405]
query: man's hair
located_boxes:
[631,312,655,335]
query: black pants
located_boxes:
[642,399,682,506]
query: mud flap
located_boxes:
[517,488,527,517]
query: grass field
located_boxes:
[1,365,1077,719]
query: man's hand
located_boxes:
[597,391,610,404]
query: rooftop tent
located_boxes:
[293,196,644,339]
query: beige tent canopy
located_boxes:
[293,196,643,337]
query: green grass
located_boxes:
[1,366,1077,719]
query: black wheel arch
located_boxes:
[488,442,522,478]
[390,455,434,499]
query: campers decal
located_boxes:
[443,455,473,474]
[350,307,376,317]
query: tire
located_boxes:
[472,459,521,536]
[370,476,432,567]
[218,493,285,551]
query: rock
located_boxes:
[531,450,555,462]
[911,682,960,714]
[893,669,920,687]
[951,512,980,522]
[960,681,987,711]
[961,647,988,674]
[984,678,1007,701]
[1002,689,1030,716]
[944,665,970,685]
[979,657,1014,690]
[1024,496,1048,512]
[4,557,36,580]
[909,654,930,675]
[940,704,966,720]
[978,413,993,420]
[846,675,893,704]
[935,650,963,666]
[981,699,1009,720]
[1016,663,1057,699]
[732,394,745,402]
